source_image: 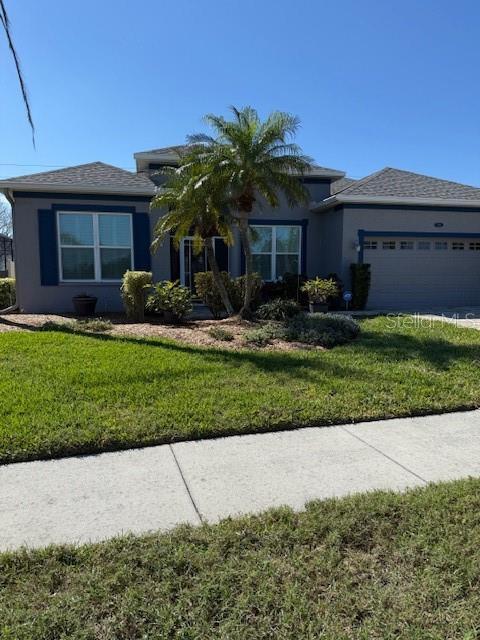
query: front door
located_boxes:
[180,237,229,290]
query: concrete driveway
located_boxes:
[1,409,480,551]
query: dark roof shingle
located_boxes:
[0,162,155,194]
[338,167,480,201]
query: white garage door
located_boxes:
[364,236,480,309]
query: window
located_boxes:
[250,225,301,281]
[434,241,448,251]
[58,212,132,281]
[400,241,414,250]
[469,242,480,251]
[364,240,377,250]
[452,242,465,251]
[382,241,396,250]
[418,241,431,250]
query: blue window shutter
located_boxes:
[132,212,151,271]
[38,209,59,285]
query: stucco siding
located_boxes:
[13,194,162,313]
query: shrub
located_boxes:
[147,281,193,322]
[350,263,371,310]
[255,298,302,321]
[76,318,113,333]
[195,271,262,316]
[284,313,360,347]
[243,323,281,347]
[301,277,339,304]
[0,277,15,309]
[260,273,308,304]
[121,271,153,322]
[195,271,231,319]
[41,318,113,333]
[230,274,262,312]
[244,313,360,349]
[207,326,234,342]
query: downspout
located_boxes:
[0,188,19,314]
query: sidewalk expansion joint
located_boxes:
[168,444,204,524]
[340,425,428,484]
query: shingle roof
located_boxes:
[0,162,155,195]
[337,167,480,201]
[330,176,356,195]
[134,145,188,157]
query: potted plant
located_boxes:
[72,293,98,317]
[301,277,339,313]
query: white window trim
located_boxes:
[57,211,133,283]
[250,224,302,282]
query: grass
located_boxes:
[1,315,480,463]
[1,478,480,639]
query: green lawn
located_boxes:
[1,478,480,639]
[1,316,480,464]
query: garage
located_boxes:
[363,234,480,309]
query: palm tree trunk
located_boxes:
[204,237,234,317]
[238,214,253,318]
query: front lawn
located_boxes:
[1,478,480,638]
[1,316,480,463]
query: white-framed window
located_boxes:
[250,225,301,281]
[364,240,378,250]
[58,211,133,282]
[418,241,431,250]
[469,242,480,251]
[400,240,414,250]
[382,240,396,250]
[452,241,465,251]
[434,241,448,251]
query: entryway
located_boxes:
[179,237,229,290]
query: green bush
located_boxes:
[0,277,15,309]
[255,298,302,321]
[284,313,360,347]
[41,318,112,333]
[147,281,193,322]
[243,323,280,347]
[261,273,308,304]
[230,273,262,311]
[207,326,234,342]
[121,271,152,322]
[350,263,371,310]
[301,277,339,304]
[195,271,262,316]
[244,313,360,349]
[194,271,231,319]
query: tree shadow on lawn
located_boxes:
[33,321,480,380]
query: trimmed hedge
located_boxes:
[0,278,15,309]
[350,263,371,310]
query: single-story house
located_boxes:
[2,145,480,312]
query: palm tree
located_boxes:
[1,0,35,144]
[186,106,313,317]
[150,153,235,316]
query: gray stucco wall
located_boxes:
[13,194,166,313]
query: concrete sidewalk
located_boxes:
[1,409,480,551]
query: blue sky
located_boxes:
[1,0,480,184]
